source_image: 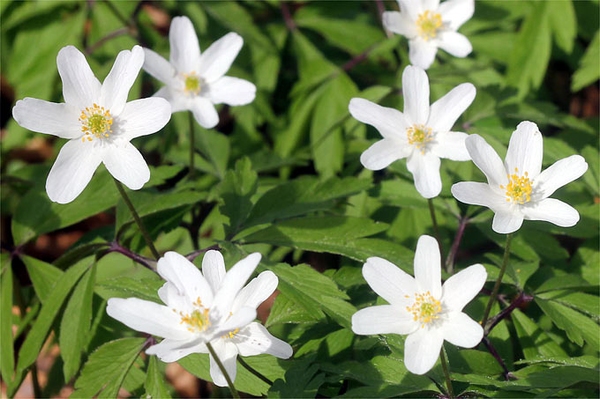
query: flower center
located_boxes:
[406,124,434,153]
[500,168,533,204]
[184,73,202,95]
[406,291,442,328]
[179,298,211,333]
[79,103,113,142]
[416,10,443,41]
[222,328,240,340]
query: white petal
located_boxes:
[46,139,103,204]
[402,65,430,125]
[413,235,442,298]
[169,16,201,73]
[208,76,256,106]
[406,151,442,199]
[57,46,101,106]
[101,46,144,115]
[209,339,239,387]
[505,121,543,178]
[191,97,219,128]
[521,198,580,227]
[382,11,417,38]
[404,327,444,375]
[360,139,410,171]
[428,83,475,133]
[437,31,472,58]
[198,32,244,83]
[423,0,440,11]
[202,250,227,294]
[234,322,293,358]
[155,86,191,113]
[211,253,261,318]
[157,252,213,309]
[441,264,486,312]
[106,297,189,340]
[533,155,588,200]
[465,135,507,188]
[398,0,424,21]
[142,48,176,84]
[431,132,470,161]
[102,141,150,190]
[349,98,410,140]
[492,210,524,234]
[442,311,483,348]
[12,99,81,139]
[146,337,205,362]
[408,38,438,70]
[352,305,417,335]
[362,257,417,305]
[217,306,257,337]
[451,182,508,212]
[118,97,171,140]
[232,271,278,313]
[438,0,474,30]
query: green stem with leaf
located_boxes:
[481,233,513,327]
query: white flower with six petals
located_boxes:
[106,250,292,386]
[142,16,256,129]
[12,45,171,204]
[451,121,589,234]
[352,235,487,375]
[383,0,474,69]
[349,65,475,198]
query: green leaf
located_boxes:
[267,263,356,328]
[572,30,600,92]
[511,309,567,359]
[12,168,120,245]
[291,30,338,95]
[506,2,552,98]
[95,277,162,302]
[536,297,600,350]
[536,290,599,321]
[22,256,63,304]
[548,0,576,53]
[144,356,171,399]
[243,176,371,228]
[195,128,231,180]
[219,157,258,238]
[60,266,96,381]
[73,338,146,398]
[15,257,91,382]
[1,254,15,389]
[269,358,325,398]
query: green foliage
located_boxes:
[2,0,598,398]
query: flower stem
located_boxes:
[440,347,455,399]
[206,342,239,398]
[481,233,513,327]
[114,179,160,260]
[428,198,442,259]
[237,356,273,385]
[445,215,469,274]
[189,111,196,178]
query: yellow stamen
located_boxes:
[406,291,442,328]
[406,124,434,153]
[416,10,443,41]
[500,168,533,204]
[222,328,240,339]
[184,72,201,95]
[79,103,113,142]
[178,297,211,333]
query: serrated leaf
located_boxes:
[511,309,567,359]
[1,254,15,389]
[267,263,356,329]
[60,266,96,381]
[243,176,371,228]
[219,157,258,238]
[144,356,171,399]
[537,290,599,321]
[269,358,325,398]
[73,338,146,397]
[12,169,119,245]
[536,297,600,350]
[15,257,91,383]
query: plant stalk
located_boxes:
[481,233,513,326]
[114,179,160,260]
[206,342,239,398]
[189,111,196,178]
[428,198,442,262]
[440,347,455,399]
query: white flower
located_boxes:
[142,16,256,129]
[351,235,487,375]
[349,65,475,198]
[106,250,292,385]
[383,0,474,69]
[451,121,589,234]
[12,46,171,204]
